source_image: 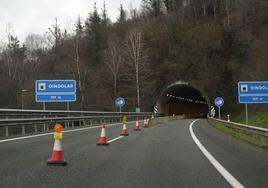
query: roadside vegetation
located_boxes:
[209,120,268,148]
[231,109,268,128]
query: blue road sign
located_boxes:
[238,81,268,103]
[239,95,268,103]
[35,80,76,102]
[214,97,224,107]
[115,97,125,108]
[35,80,76,93]
[36,94,76,102]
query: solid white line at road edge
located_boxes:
[189,119,245,188]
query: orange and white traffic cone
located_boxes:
[133,120,141,131]
[143,119,149,128]
[47,123,67,166]
[120,123,129,136]
[97,123,109,146]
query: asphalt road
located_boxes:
[0,119,267,188]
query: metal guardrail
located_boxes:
[0,109,156,117]
[0,109,161,138]
[208,117,268,141]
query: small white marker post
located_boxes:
[227,114,230,122]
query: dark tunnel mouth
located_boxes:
[157,81,210,118]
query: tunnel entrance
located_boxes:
[157,81,210,118]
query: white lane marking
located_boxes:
[0,122,123,143]
[107,136,124,143]
[189,119,245,188]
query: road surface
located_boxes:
[0,119,267,188]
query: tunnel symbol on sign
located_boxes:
[38,83,46,91]
[241,85,248,92]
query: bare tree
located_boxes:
[68,16,87,111]
[104,39,122,100]
[124,28,151,109]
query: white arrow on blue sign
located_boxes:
[115,97,125,108]
[214,97,224,107]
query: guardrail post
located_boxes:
[71,121,74,128]
[227,114,230,122]
[34,124,37,132]
[22,124,25,134]
[43,123,46,132]
[5,126,9,137]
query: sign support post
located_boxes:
[218,107,221,120]
[67,102,70,128]
[245,104,248,125]
[43,102,46,111]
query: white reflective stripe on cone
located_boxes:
[100,128,106,137]
[53,139,62,151]
[123,124,127,130]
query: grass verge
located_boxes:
[209,120,268,148]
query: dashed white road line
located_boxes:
[189,119,245,188]
[0,122,123,143]
[107,136,124,143]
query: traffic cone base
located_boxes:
[97,136,110,145]
[96,142,110,146]
[133,128,141,131]
[120,132,129,136]
[47,159,67,166]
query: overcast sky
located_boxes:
[0,0,141,42]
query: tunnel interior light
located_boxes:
[166,93,207,105]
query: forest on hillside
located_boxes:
[0,0,267,112]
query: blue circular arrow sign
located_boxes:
[214,97,224,107]
[115,97,125,108]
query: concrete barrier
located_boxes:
[148,115,184,127]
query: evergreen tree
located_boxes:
[85,3,102,65]
[48,18,61,52]
[117,4,127,24]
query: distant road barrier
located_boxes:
[0,109,162,138]
[208,117,268,142]
[148,115,184,127]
